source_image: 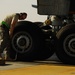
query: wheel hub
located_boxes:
[69,39,75,49]
[63,34,75,57]
[18,38,26,46]
[12,32,32,53]
[68,39,75,52]
[17,35,30,49]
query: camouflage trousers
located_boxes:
[0,25,11,58]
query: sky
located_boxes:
[0,0,47,22]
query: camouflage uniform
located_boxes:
[0,13,19,59]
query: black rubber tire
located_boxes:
[34,22,55,60]
[10,21,53,61]
[34,22,43,27]
[56,24,75,64]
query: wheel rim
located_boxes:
[12,31,32,53]
[63,34,75,57]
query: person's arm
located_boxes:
[9,15,19,38]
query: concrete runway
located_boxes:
[0,54,75,75]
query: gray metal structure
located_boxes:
[37,0,70,15]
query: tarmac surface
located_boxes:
[0,54,75,75]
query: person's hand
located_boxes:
[9,31,13,38]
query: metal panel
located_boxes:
[37,0,70,15]
[38,0,54,5]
